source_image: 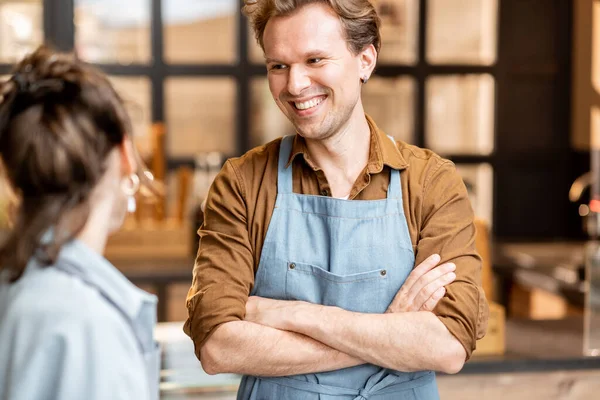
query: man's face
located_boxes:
[262,3,367,141]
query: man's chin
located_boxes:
[293,122,325,139]
[294,129,321,140]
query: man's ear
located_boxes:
[359,44,377,82]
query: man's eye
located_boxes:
[269,64,287,70]
[309,58,322,64]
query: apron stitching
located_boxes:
[289,272,387,284]
[272,209,404,220]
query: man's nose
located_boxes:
[287,65,311,97]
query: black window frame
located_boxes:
[0,0,575,239]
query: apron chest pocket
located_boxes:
[285,261,389,313]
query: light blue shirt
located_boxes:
[0,239,158,400]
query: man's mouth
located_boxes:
[290,96,326,111]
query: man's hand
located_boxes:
[386,254,456,313]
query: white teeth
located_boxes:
[294,97,324,110]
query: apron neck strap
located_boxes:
[277,135,295,194]
[387,168,401,199]
[386,136,402,199]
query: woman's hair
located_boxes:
[243,0,381,56]
[0,46,132,282]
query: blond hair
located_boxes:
[244,0,381,56]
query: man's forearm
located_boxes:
[200,320,364,376]
[285,305,466,374]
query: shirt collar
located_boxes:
[286,114,409,172]
[52,239,156,322]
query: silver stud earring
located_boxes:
[122,173,140,213]
[361,76,369,84]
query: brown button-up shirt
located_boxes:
[184,115,489,360]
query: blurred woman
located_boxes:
[0,47,159,400]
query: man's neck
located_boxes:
[305,110,371,198]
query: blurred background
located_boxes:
[2,0,600,399]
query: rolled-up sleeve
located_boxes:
[416,160,489,360]
[183,160,255,357]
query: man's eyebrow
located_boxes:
[304,51,328,58]
[265,51,328,64]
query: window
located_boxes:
[74,0,151,64]
[163,0,237,64]
[165,77,236,156]
[0,1,507,322]
[0,0,43,63]
[427,0,498,65]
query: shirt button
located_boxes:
[380,270,387,276]
[289,263,296,270]
[321,189,328,196]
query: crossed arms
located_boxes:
[201,255,466,376]
[185,158,488,378]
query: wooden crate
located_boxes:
[473,301,506,356]
[509,283,578,320]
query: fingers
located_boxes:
[408,263,455,304]
[394,254,442,304]
[401,261,454,309]
[387,256,457,313]
[403,254,441,290]
[421,287,446,312]
[387,255,441,313]
[414,270,456,311]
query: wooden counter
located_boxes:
[437,318,600,399]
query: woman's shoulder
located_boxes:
[2,264,138,347]
[0,266,150,400]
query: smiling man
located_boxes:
[184,1,489,399]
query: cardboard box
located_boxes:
[473,301,506,356]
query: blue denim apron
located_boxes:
[237,135,439,400]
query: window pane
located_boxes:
[108,76,152,159]
[363,77,415,143]
[372,0,419,65]
[250,78,294,148]
[164,0,237,64]
[426,74,494,155]
[165,78,236,157]
[0,0,43,63]
[74,0,151,64]
[456,163,493,227]
[427,0,498,65]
